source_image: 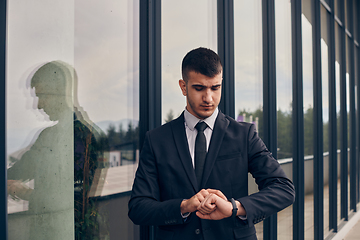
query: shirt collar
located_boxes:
[184,108,219,131]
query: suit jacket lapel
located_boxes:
[200,111,230,187]
[171,113,199,192]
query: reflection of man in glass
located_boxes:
[7,61,108,239]
[129,48,295,240]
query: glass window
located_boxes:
[335,22,342,225]
[275,0,293,238]
[302,3,314,238]
[346,35,351,215]
[321,5,331,237]
[161,0,217,123]
[6,0,139,239]
[345,0,349,30]
[234,0,263,238]
[335,0,339,22]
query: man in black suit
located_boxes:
[128,47,295,240]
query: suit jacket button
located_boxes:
[195,229,201,235]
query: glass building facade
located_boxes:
[1,0,359,239]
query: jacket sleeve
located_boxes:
[128,131,185,226]
[237,124,295,226]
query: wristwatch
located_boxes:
[229,198,238,218]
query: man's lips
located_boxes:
[200,105,213,109]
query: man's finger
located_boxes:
[207,189,227,200]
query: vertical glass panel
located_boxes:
[346,35,351,215]
[335,0,339,21]
[346,71,350,215]
[344,0,348,30]
[6,1,75,239]
[6,0,140,239]
[321,5,330,237]
[335,59,341,224]
[321,39,330,236]
[161,0,217,123]
[74,1,139,239]
[302,8,314,240]
[335,22,341,224]
[275,0,293,238]
[234,0,263,238]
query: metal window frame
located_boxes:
[327,0,339,232]
[262,0,278,239]
[1,0,6,239]
[346,0,357,213]
[217,0,235,118]
[337,0,349,222]
[291,0,305,239]
[312,0,325,239]
[139,0,162,239]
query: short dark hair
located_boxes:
[181,47,222,82]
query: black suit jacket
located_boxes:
[128,111,295,240]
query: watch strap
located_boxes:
[229,198,238,218]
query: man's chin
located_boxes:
[197,110,214,119]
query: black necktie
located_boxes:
[195,121,208,186]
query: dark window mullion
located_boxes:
[312,0,324,239]
[328,0,338,232]
[346,0,357,213]
[338,0,349,221]
[217,0,234,118]
[291,0,305,239]
[139,0,161,239]
[262,0,277,238]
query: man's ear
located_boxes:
[179,79,187,96]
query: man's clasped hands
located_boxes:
[180,189,246,220]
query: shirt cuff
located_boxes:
[181,212,191,218]
[238,215,247,220]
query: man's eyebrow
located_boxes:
[191,84,222,88]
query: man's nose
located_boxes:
[203,89,212,103]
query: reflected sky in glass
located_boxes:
[161,0,217,123]
[234,0,262,118]
[7,0,139,155]
[302,14,314,110]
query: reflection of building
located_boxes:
[237,114,259,131]
[109,151,121,167]
[89,150,139,197]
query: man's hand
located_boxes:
[180,189,211,214]
[196,193,232,220]
[196,192,246,220]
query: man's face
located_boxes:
[179,71,222,119]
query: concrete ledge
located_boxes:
[332,211,360,240]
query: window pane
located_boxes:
[161,0,217,123]
[6,0,139,239]
[74,1,139,239]
[275,0,293,239]
[234,1,263,238]
[321,5,331,236]
[302,6,315,239]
